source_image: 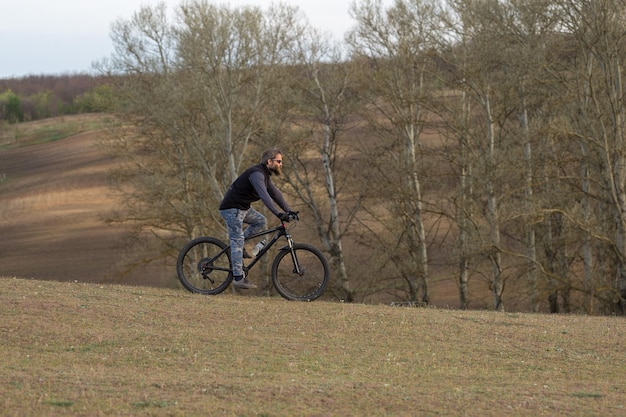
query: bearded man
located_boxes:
[219,147,296,289]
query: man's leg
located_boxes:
[243,208,267,239]
[219,208,246,278]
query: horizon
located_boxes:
[0,0,386,79]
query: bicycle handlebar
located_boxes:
[280,211,300,223]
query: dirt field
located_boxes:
[0,117,175,288]
[0,115,475,307]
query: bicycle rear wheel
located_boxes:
[271,243,329,301]
[176,237,232,295]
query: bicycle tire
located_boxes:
[271,243,329,301]
[176,237,233,295]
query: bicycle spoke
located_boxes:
[272,244,329,301]
[176,237,232,295]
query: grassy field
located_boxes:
[0,114,115,150]
[1,277,624,416]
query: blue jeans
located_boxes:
[219,208,267,277]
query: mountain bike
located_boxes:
[176,213,330,301]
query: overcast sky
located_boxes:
[0,0,384,78]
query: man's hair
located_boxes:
[260,147,282,165]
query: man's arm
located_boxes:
[249,171,283,216]
[267,181,290,213]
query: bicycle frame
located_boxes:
[206,221,297,275]
[243,222,293,272]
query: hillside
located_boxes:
[0,115,484,308]
[1,277,624,416]
[0,115,174,288]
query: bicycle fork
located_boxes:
[285,232,304,275]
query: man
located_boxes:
[219,147,296,289]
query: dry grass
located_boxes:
[1,277,624,416]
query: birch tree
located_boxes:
[278,29,365,301]
[437,0,511,310]
[347,0,441,303]
[556,0,626,313]
[483,0,562,311]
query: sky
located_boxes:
[0,0,375,78]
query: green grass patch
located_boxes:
[0,114,116,150]
[132,400,176,408]
[43,400,74,407]
[571,392,603,398]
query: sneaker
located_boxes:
[232,277,257,289]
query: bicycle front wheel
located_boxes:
[271,243,329,301]
[176,237,232,295]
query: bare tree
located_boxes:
[99,1,303,264]
[347,0,443,303]
[556,0,626,313]
[436,0,513,310]
[278,29,365,301]
[435,0,552,311]
[436,0,626,313]
[481,0,563,312]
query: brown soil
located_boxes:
[0,125,174,288]
[0,115,468,307]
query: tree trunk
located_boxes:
[521,101,539,312]
[322,120,353,302]
[484,94,504,311]
[458,90,472,309]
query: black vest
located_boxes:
[219,164,270,210]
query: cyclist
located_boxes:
[219,147,297,289]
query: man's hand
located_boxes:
[278,211,299,222]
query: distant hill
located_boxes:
[0,114,176,288]
[0,114,467,307]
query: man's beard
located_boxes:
[270,165,282,176]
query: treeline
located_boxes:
[38,0,626,315]
[0,74,114,122]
